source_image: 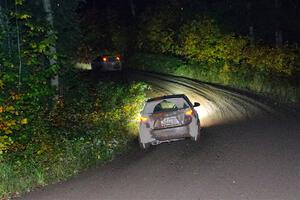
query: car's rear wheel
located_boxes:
[139,142,150,150]
[191,135,199,142]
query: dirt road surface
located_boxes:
[19,70,300,200]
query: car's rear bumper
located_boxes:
[139,118,200,145]
[102,63,122,71]
[151,125,190,141]
[91,62,122,71]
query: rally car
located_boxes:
[138,94,201,149]
[91,54,122,71]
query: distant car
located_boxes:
[138,94,201,149]
[91,54,122,71]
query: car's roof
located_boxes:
[146,94,188,102]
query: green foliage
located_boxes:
[1,1,149,199]
[178,18,298,76]
[178,18,224,62]
[137,5,181,54]
[0,2,59,153]
[132,7,300,103]
[137,13,299,77]
[0,76,148,198]
[128,53,300,103]
[243,45,298,76]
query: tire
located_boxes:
[139,142,150,150]
[191,135,199,142]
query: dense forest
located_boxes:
[81,0,300,52]
[0,1,146,198]
[0,0,299,198]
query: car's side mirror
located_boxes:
[193,102,200,107]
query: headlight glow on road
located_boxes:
[194,105,209,122]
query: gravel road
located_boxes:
[19,70,300,200]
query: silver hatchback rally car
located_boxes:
[138,94,201,149]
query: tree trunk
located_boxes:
[1,0,12,55]
[42,0,59,92]
[249,26,255,47]
[246,2,254,46]
[0,4,3,27]
[129,0,136,17]
[274,0,283,47]
[275,30,283,48]
[0,4,4,70]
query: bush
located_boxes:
[1,2,150,198]
[243,45,298,76]
[128,53,300,103]
[0,5,58,154]
[137,4,181,54]
[132,12,300,102]
[136,14,299,78]
[0,74,148,199]
[178,18,298,77]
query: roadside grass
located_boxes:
[0,72,148,199]
[128,53,300,103]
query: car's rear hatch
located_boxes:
[151,109,192,130]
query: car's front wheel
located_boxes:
[191,127,201,142]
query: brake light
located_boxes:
[184,109,194,124]
[102,57,108,62]
[140,116,150,128]
[116,56,120,61]
[140,116,149,122]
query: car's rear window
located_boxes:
[153,100,178,113]
[143,97,190,114]
[108,57,117,62]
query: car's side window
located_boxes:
[183,103,189,109]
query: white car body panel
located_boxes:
[138,95,201,148]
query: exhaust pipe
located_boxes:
[151,140,161,145]
[151,138,185,146]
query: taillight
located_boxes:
[116,56,120,61]
[102,57,108,62]
[140,116,149,122]
[184,109,193,124]
[140,116,150,128]
[185,109,193,116]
